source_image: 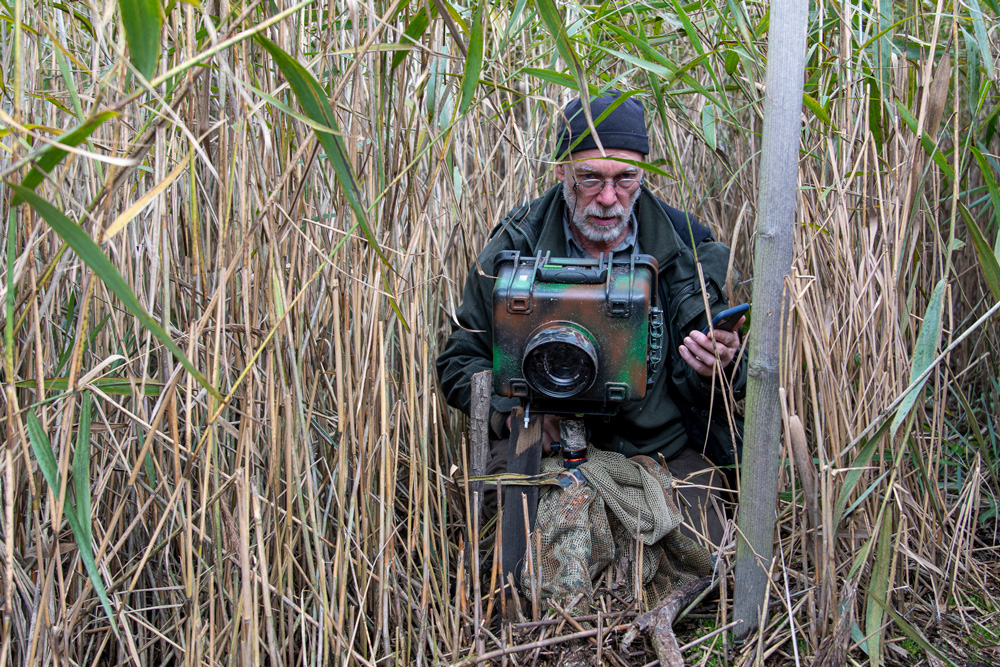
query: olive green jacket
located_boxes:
[436,185,746,460]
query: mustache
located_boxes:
[583,202,626,217]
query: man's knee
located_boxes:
[666,447,728,547]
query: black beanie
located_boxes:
[554,90,649,159]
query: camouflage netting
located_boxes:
[521,450,712,606]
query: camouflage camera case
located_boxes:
[492,250,663,415]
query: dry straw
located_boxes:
[1,0,998,665]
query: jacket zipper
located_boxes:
[668,283,697,321]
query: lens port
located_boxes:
[522,324,599,398]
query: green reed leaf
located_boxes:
[592,32,729,111]
[868,77,885,148]
[891,279,945,438]
[522,67,583,90]
[724,48,740,75]
[803,93,833,127]
[592,43,673,78]
[118,0,163,80]
[13,111,118,205]
[701,103,718,151]
[54,2,96,38]
[256,35,385,268]
[392,5,434,70]
[967,0,996,80]
[841,469,891,524]
[27,410,118,635]
[4,209,13,381]
[459,0,486,114]
[958,201,1000,301]
[255,35,407,330]
[865,505,893,664]
[533,0,594,155]
[873,0,893,93]
[74,391,93,545]
[54,47,84,120]
[833,420,890,529]
[499,0,530,50]
[971,145,1000,243]
[26,411,61,496]
[435,0,469,33]
[8,183,222,400]
[895,102,955,181]
[963,28,983,116]
[866,591,957,666]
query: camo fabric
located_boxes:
[521,450,712,606]
[523,476,615,601]
[610,516,714,604]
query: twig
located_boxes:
[624,577,715,667]
[451,627,629,667]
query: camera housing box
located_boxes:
[492,251,662,415]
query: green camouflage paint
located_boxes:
[492,251,659,415]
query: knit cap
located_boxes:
[554,90,649,159]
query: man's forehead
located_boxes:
[568,148,643,163]
[565,148,643,173]
[570,159,641,175]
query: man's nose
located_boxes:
[595,182,619,207]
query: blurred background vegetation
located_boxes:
[1,0,998,664]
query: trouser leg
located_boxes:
[664,447,728,548]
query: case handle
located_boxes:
[536,266,608,284]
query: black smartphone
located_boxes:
[701,303,750,335]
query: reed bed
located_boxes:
[0,0,998,665]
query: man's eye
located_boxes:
[575,177,642,194]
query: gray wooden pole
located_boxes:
[470,370,492,503]
[732,0,809,640]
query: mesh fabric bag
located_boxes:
[521,450,711,606]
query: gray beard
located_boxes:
[562,179,639,243]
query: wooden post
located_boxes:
[469,371,492,502]
[501,405,542,619]
[732,0,809,640]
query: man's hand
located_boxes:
[678,316,745,378]
[506,413,563,455]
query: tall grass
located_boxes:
[0,0,998,665]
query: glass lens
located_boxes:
[576,178,640,195]
[522,325,599,398]
[615,178,639,192]
[523,341,595,397]
[576,179,606,194]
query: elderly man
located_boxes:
[436,91,746,545]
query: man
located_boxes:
[436,91,746,545]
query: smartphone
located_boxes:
[701,303,750,335]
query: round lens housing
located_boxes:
[522,324,599,398]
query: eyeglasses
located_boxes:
[572,176,643,196]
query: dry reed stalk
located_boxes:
[0,0,996,665]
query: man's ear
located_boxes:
[554,163,565,180]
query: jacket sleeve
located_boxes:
[664,240,748,403]
[436,249,520,437]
